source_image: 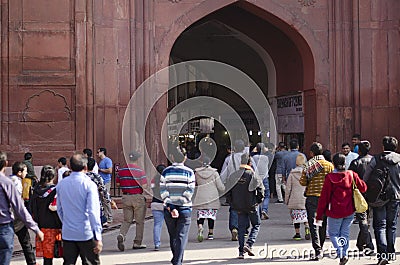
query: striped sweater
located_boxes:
[160,163,195,207]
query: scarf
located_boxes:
[304,155,325,182]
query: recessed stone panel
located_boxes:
[23,0,71,22]
[22,32,71,71]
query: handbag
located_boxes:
[54,235,63,258]
[352,172,368,213]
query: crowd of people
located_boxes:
[1,134,400,265]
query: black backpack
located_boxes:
[365,155,392,207]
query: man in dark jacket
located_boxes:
[349,140,374,254]
[227,153,264,259]
[364,136,400,265]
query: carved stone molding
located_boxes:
[169,0,182,3]
[298,0,316,7]
[22,89,72,122]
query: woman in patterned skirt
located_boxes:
[193,158,225,241]
[285,154,311,240]
[30,165,62,265]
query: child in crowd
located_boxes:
[10,162,38,265]
[30,165,62,265]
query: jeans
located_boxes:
[261,178,270,213]
[356,210,374,250]
[238,209,261,253]
[229,207,238,231]
[152,210,165,247]
[15,225,36,265]
[0,222,14,265]
[103,182,113,223]
[275,174,286,201]
[63,239,100,265]
[372,200,400,260]
[306,196,327,256]
[164,208,192,265]
[327,214,354,259]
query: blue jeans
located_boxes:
[152,210,164,248]
[238,209,261,253]
[0,222,14,265]
[164,208,192,265]
[261,178,270,213]
[373,200,400,260]
[229,207,238,231]
[327,214,354,259]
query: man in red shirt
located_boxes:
[116,151,148,251]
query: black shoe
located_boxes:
[363,248,374,256]
[292,233,302,240]
[339,257,349,265]
[377,259,389,265]
[310,253,323,261]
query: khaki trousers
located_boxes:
[119,193,146,245]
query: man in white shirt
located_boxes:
[56,157,69,184]
[341,142,359,170]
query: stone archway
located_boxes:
[158,0,320,150]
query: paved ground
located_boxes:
[10,201,400,265]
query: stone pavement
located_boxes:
[10,201,400,265]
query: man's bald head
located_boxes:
[70,153,88,172]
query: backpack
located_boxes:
[365,155,392,207]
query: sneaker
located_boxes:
[305,227,311,240]
[377,259,389,265]
[154,246,160,251]
[117,234,125,252]
[231,228,238,241]
[207,233,214,240]
[276,200,284,204]
[339,257,349,265]
[197,227,204,242]
[363,248,374,256]
[293,233,302,240]
[261,211,270,220]
[243,245,255,256]
[132,244,147,249]
[237,252,244,259]
[309,253,323,261]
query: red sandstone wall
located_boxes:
[0,0,399,167]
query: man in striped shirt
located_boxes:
[161,144,195,265]
[116,151,148,251]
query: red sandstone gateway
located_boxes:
[1,0,398,180]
